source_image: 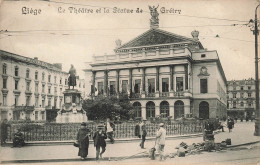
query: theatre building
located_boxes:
[83,14,227,120]
[0,50,69,121]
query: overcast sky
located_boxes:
[0,0,259,81]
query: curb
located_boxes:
[226,140,260,148]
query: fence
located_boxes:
[7,121,203,142]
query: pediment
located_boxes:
[117,28,199,50]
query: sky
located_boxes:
[0,0,259,81]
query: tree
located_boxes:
[82,94,134,121]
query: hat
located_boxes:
[159,123,164,127]
[81,122,86,126]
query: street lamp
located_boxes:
[249,4,260,136]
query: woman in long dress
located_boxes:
[76,122,90,160]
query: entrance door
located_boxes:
[199,101,209,119]
[174,100,184,119]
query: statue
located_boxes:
[149,5,159,27]
[68,64,77,89]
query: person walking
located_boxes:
[93,124,107,160]
[105,118,115,144]
[1,119,10,145]
[138,119,147,149]
[227,116,233,133]
[76,122,90,160]
[156,123,166,161]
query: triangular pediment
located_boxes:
[117,28,199,50]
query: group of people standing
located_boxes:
[135,119,167,161]
[77,118,167,161]
[76,118,115,160]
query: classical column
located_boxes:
[129,68,133,96]
[170,65,174,91]
[116,70,120,94]
[142,68,146,93]
[156,66,159,92]
[170,65,174,97]
[185,64,188,90]
[104,70,108,95]
[92,71,96,95]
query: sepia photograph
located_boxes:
[0,0,260,164]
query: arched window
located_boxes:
[26,69,30,78]
[240,102,244,107]
[3,63,7,74]
[160,101,169,117]
[133,102,141,118]
[14,66,19,76]
[174,100,184,119]
[146,101,155,118]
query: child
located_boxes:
[93,124,107,160]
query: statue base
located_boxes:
[55,88,88,123]
[56,110,87,123]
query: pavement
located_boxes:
[0,121,259,164]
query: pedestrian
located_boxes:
[93,124,107,160]
[105,118,115,144]
[227,116,233,133]
[138,119,147,149]
[76,122,90,160]
[1,119,10,145]
[12,129,25,148]
[156,123,166,161]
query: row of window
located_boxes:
[13,111,45,121]
[2,64,68,85]
[94,78,207,95]
[2,94,63,108]
[229,85,252,91]
[2,79,63,95]
[228,101,253,108]
[229,92,252,98]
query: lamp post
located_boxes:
[251,4,260,136]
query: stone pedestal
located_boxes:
[56,89,88,123]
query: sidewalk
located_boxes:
[0,122,259,163]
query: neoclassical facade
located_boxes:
[0,50,69,121]
[84,26,227,120]
[227,78,257,119]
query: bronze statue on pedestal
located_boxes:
[68,64,77,89]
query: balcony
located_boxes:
[174,91,184,97]
[131,93,141,98]
[145,92,155,98]
[160,92,169,97]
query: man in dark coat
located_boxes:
[12,129,25,148]
[76,122,90,160]
[135,119,147,149]
[1,119,10,145]
[93,124,107,160]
